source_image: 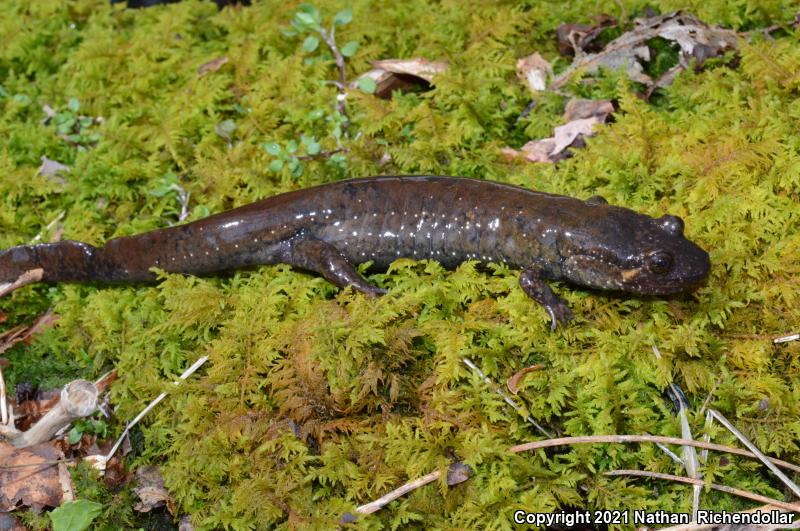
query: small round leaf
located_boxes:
[357,76,377,94]
[340,41,359,57]
[334,8,352,25]
[264,142,282,156]
[302,35,319,52]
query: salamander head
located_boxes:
[561,209,710,295]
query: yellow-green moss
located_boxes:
[1,0,799,528]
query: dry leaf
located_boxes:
[0,309,58,356]
[354,58,448,99]
[564,98,614,121]
[134,465,172,513]
[551,116,602,154]
[446,462,473,486]
[198,56,228,75]
[506,364,546,395]
[552,11,738,90]
[516,53,553,93]
[36,156,70,183]
[0,512,25,531]
[0,441,65,512]
[556,14,617,56]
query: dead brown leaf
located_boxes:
[134,465,173,513]
[552,11,738,90]
[36,156,69,185]
[556,14,617,56]
[506,364,546,395]
[552,116,602,154]
[446,461,473,486]
[354,58,448,99]
[564,98,614,121]
[0,440,65,512]
[0,512,25,531]
[516,53,553,93]
[0,309,58,356]
[198,56,229,75]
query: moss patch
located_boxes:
[1,0,799,528]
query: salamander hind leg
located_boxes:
[519,267,574,330]
[282,236,387,297]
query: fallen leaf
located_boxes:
[446,461,473,486]
[563,98,614,121]
[556,14,617,56]
[551,116,603,154]
[36,156,70,183]
[552,11,737,90]
[198,56,229,75]
[0,512,25,531]
[0,441,65,512]
[134,465,172,513]
[354,58,448,99]
[506,364,546,395]
[516,53,553,93]
[14,395,60,432]
[49,499,102,531]
[0,309,58,356]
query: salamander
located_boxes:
[0,175,710,328]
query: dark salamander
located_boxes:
[0,176,710,328]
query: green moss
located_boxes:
[1,0,800,528]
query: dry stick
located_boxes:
[0,379,98,448]
[29,211,66,245]
[707,409,800,499]
[774,333,800,344]
[462,357,552,438]
[102,356,208,463]
[355,469,441,515]
[0,268,44,298]
[604,469,800,513]
[0,367,7,426]
[318,25,350,137]
[507,435,800,474]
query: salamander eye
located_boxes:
[646,251,673,275]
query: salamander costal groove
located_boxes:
[0,175,710,329]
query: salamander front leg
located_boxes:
[519,267,573,330]
[283,237,387,297]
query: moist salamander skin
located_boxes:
[0,175,711,328]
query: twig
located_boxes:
[0,268,44,298]
[0,457,77,470]
[29,211,66,245]
[296,148,348,161]
[317,25,350,137]
[0,367,7,426]
[507,435,800,474]
[604,469,800,513]
[706,409,800,499]
[462,357,552,438]
[0,379,97,448]
[355,469,440,515]
[774,333,800,344]
[102,356,208,464]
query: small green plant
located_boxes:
[266,4,373,178]
[49,499,103,531]
[68,415,108,445]
[49,98,101,151]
